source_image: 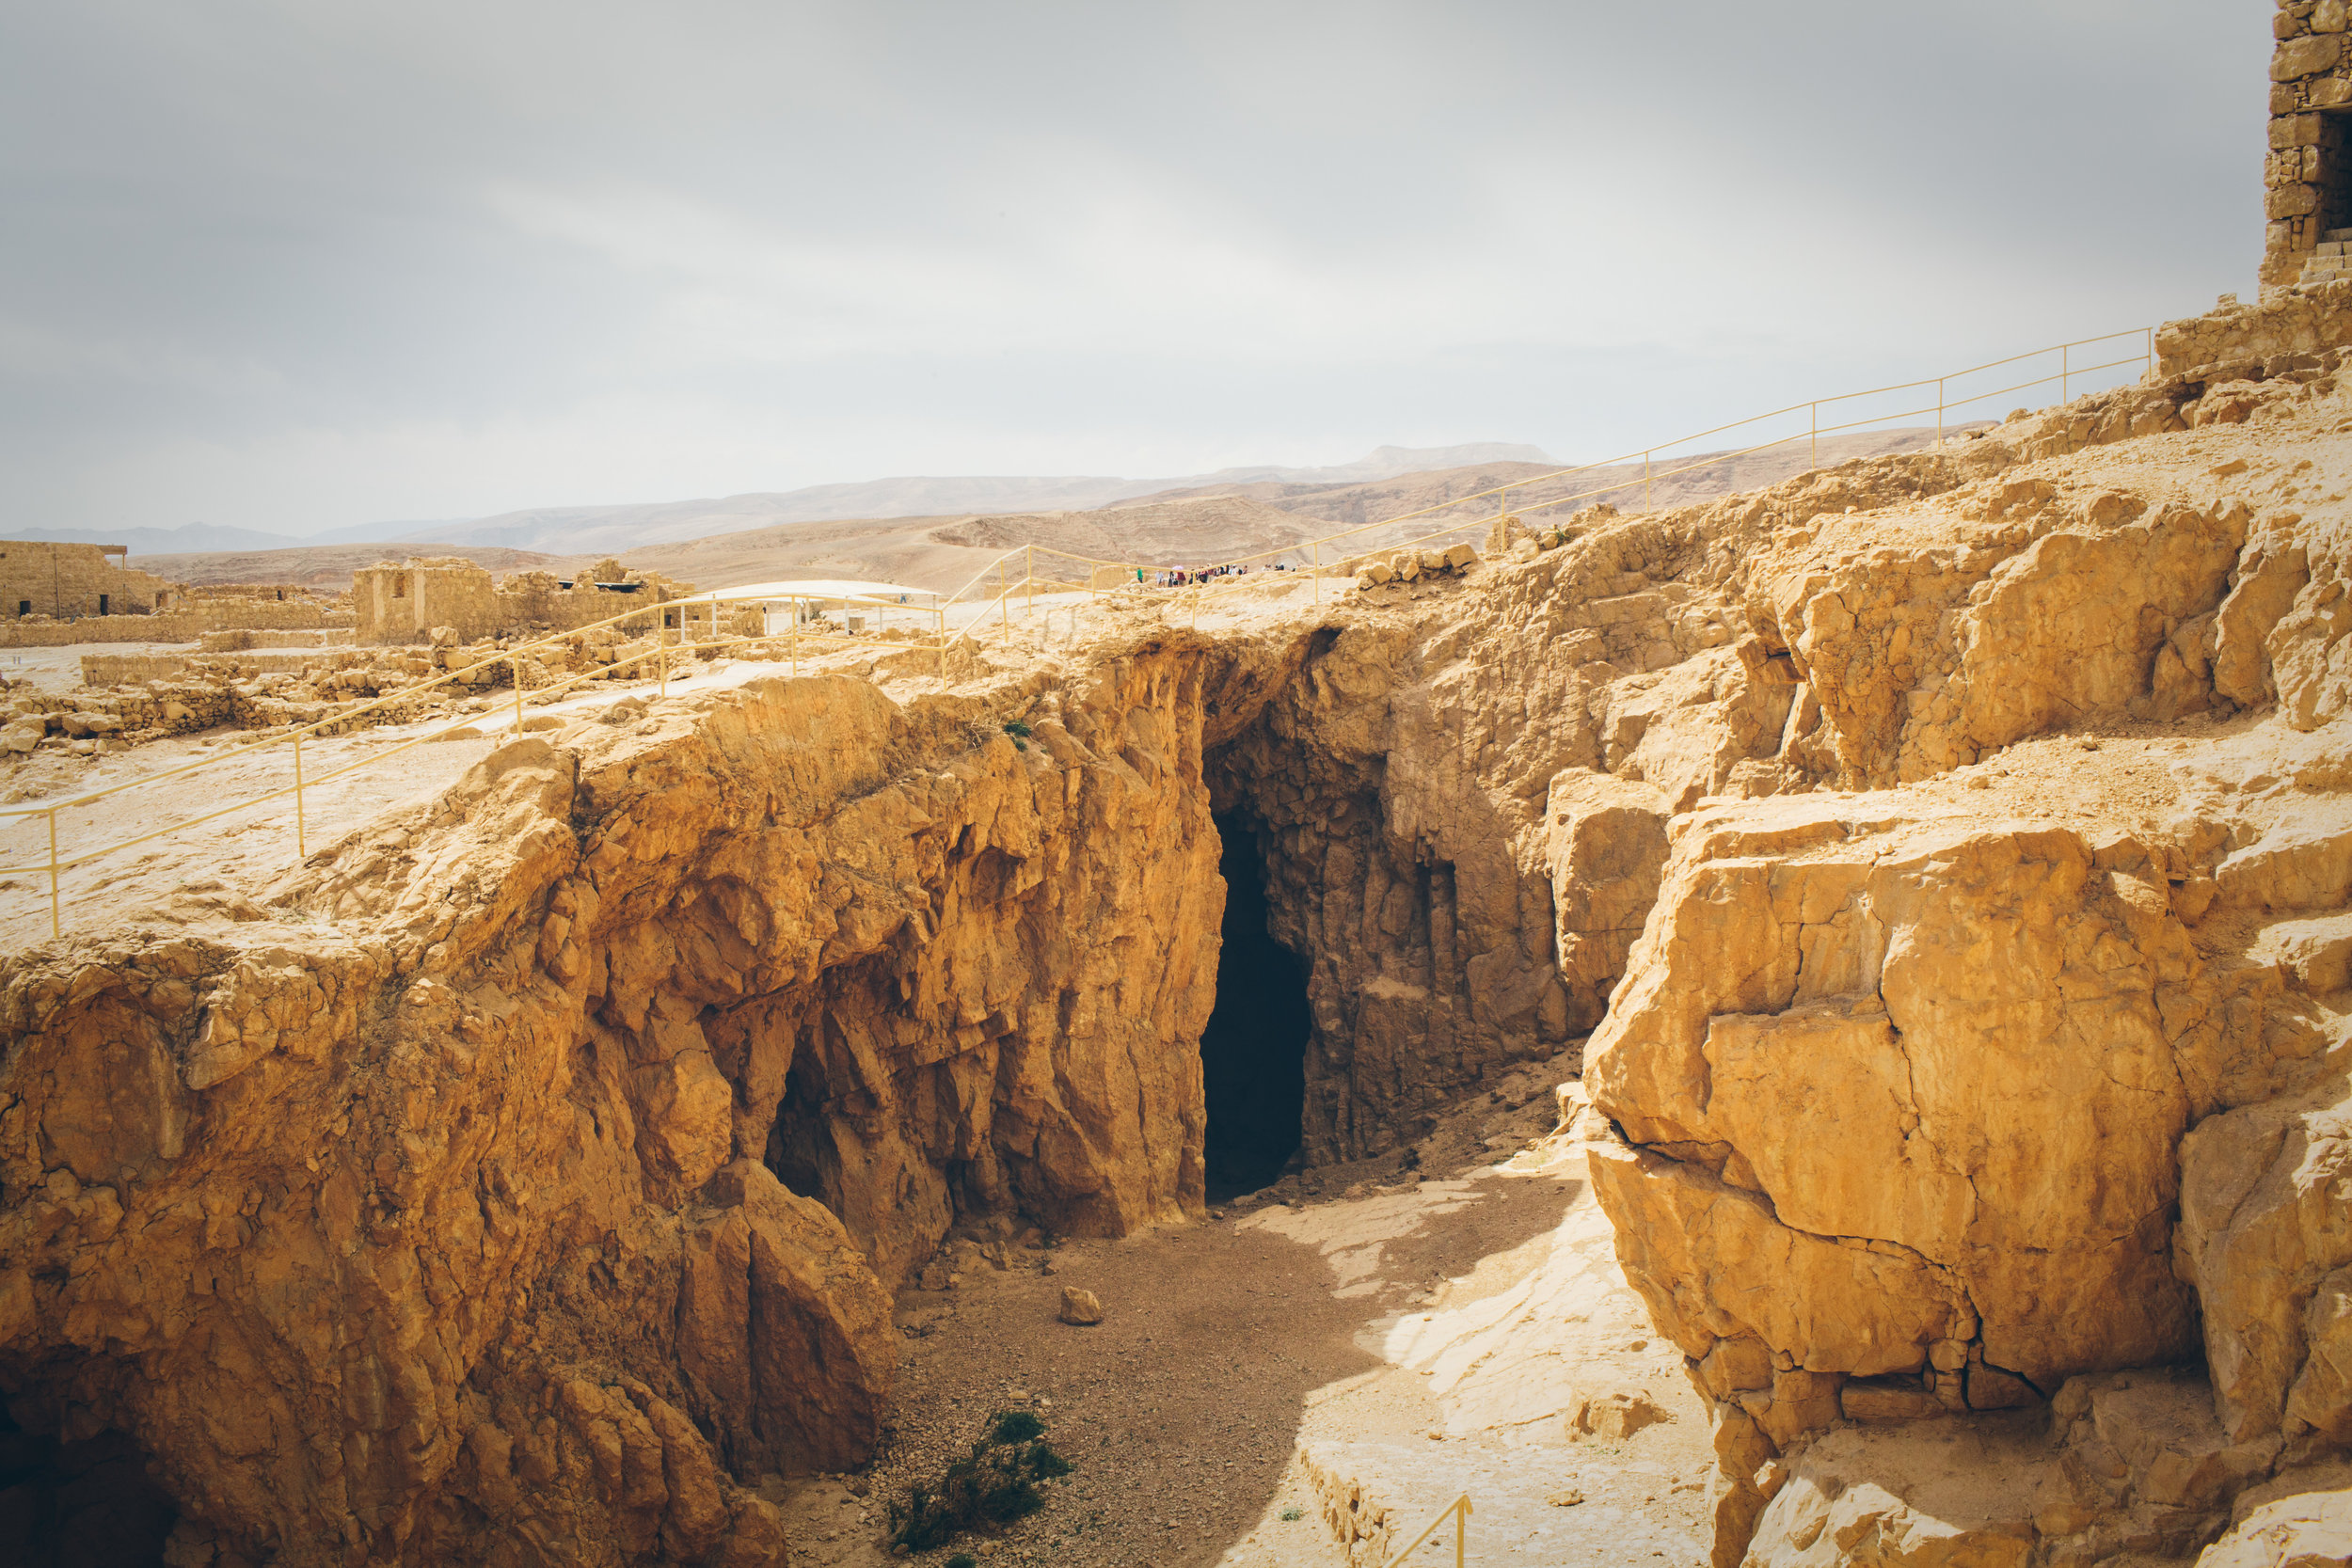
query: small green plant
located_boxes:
[1280,1506,1305,1522]
[888,1409,1074,1553]
[1002,719,1031,752]
[989,1409,1045,1443]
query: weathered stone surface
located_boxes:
[2197,1468,2352,1568]
[1588,804,2201,1388]
[2177,1069,2352,1445]
[1565,1388,1668,1440]
[1742,1424,2042,1568]
[0,660,1241,1562]
[1745,1371,2280,1568]
[1545,768,1672,1028]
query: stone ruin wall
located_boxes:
[0,541,174,623]
[2267,1,2352,289]
[355,559,694,648]
[0,598,353,650]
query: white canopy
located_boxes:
[675,578,938,606]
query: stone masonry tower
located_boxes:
[2268,2,2352,290]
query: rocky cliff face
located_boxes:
[0,654,1257,1564]
[4,292,2350,1567]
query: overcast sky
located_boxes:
[0,2,2271,535]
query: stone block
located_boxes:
[2275,113,2327,149]
[2270,184,2323,219]
[1966,1365,2040,1410]
[2276,35,2342,81]
[1841,1378,1946,1424]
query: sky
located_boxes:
[0,1,2274,536]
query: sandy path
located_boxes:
[773,1068,1714,1568]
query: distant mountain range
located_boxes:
[1,519,471,556]
[3,443,1554,560]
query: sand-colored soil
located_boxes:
[767,1067,1710,1568]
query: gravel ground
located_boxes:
[765,1057,1661,1568]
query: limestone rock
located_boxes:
[1545,769,1671,1028]
[0,663,1235,1561]
[2176,1069,2352,1444]
[1587,802,2200,1392]
[2197,1470,2352,1568]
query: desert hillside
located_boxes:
[114,426,1978,602]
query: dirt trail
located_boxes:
[773,1068,1713,1568]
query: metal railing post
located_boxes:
[1380,1492,1471,1568]
[294,732,307,858]
[46,808,60,940]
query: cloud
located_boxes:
[0,0,2271,533]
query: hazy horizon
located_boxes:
[1,2,2266,538]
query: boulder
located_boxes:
[1586,802,2201,1395]
[1057,1286,1104,1325]
[2176,1069,2352,1443]
[1565,1389,1667,1440]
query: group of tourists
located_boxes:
[1137,562,1292,588]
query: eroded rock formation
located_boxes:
[1,656,1251,1563]
[4,282,2351,1567]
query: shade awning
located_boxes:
[675,578,938,605]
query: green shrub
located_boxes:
[888,1411,1074,1553]
[989,1409,1044,1444]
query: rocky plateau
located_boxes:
[4,283,2352,1568]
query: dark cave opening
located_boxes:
[1200,813,1311,1203]
[764,1056,843,1220]
[0,1402,178,1567]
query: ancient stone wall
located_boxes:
[2267,2,2352,289]
[0,540,173,620]
[0,599,352,649]
[355,560,690,646]
[354,558,503,644]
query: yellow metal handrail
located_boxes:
[1383,1492,1471,1567]
[1194,327,2153,573]
[1165,333,2153,622]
